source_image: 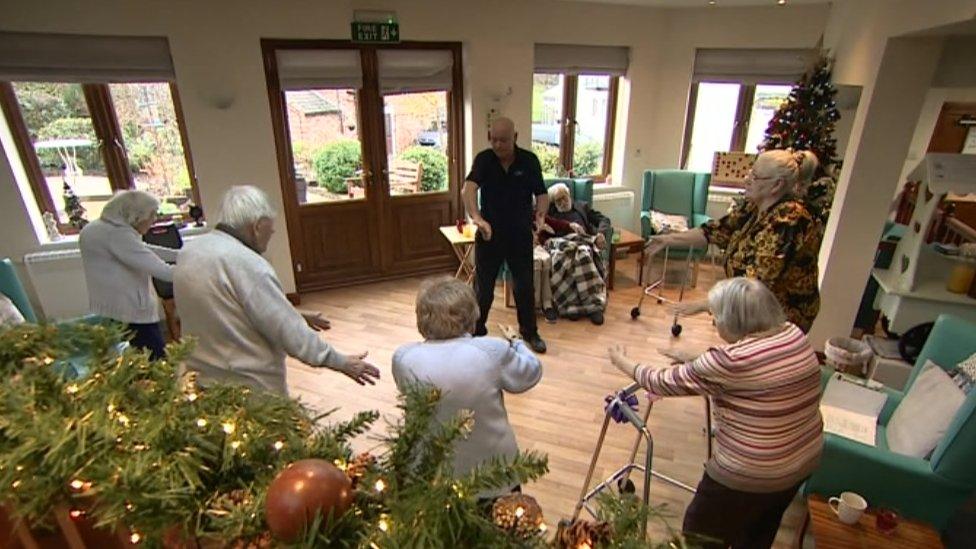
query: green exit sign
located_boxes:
[351,21,400,43]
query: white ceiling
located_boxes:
[555,0,828,7]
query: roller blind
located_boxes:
[0,31,175,83]
[693,48,817,85]
[534,44,629,76]
[378,50,453,94]
[276,49,362,90]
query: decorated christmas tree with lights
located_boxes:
[0,322,686,548]
[759,55,840,169]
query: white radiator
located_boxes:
[593,190,636,231]
[23,249,90,321]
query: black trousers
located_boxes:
[682,473,803,549]
[473,232,537,338]
[128,322,166,361]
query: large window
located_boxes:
[683,82,791,177]
[531,73,619,181]
[1,81,197,228]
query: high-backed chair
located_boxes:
[543,178,612,266]
[804,314,976,530]
[0,258,38,322]
[639,170,711,283]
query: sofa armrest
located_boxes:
[879,387,906,425]
[640,211,653,239]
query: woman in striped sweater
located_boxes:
[609,277,823,549]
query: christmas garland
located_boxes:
[0,323,689,548]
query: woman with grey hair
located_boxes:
[174,185,378,394]
[393,278,542,488]
[79,189,177,358]
[608,277,823,548]
[645,149,822,332]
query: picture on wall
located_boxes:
[712,151,756,186]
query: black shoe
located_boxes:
[566,313,582,321]
[544,308,558,323]
[523,333,547,354]
[589,311,605,325]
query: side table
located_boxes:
[608,229,645,290]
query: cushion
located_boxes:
[649,210,688,234]
[886,360,966,458]
[0,292,25,328]
[947,352,976,394]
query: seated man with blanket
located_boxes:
[535,183,610,325]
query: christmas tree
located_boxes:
[63,181,89,229]
[0,322,684,548]
[759,56,841,172]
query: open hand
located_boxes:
[667,300,709,318]
[594,233,606,249]
[498,324,520,342]
[608,343,637,378]
[569,222,586,235]
[657,348,697,364]
[474,218,493,241]
[302,311,332,331]
[335,352,380,385]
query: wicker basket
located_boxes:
[825,337,874,375]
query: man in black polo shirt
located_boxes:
[462,117,549,353]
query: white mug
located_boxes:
[828,492,868,525]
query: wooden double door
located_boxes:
[263,40,463,291]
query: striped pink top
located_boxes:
[636,323,823,493]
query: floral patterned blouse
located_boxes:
[702,199,821,332]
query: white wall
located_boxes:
[0,0,828,307]
[808,0,976,348]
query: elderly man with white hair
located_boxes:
[536,182,611,324]
[174,185,379,394]
[80,189,178,359]
[608,277,823,549]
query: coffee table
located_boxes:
[608,228,644,290]
[796,495,943,548]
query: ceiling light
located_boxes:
[777,0,787,5]
[708,0,716,4]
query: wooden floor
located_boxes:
[285,256,809,547]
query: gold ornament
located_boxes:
[554,518,613,549]
[491,494,545,539]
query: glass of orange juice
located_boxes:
[462,223,476,239]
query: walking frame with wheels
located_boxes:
[573,382,696,537]
[630,244,699,337]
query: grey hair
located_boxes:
[415,277,480,340]
[216,185,277,229]
[547,182,571,201]
[707,277,786,341]
[755,149,819,199]
[100,190,159,227]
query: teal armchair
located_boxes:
[1,258,38,323]
[639,170,712,241]
[804,314,976,530]
[1,257,101,326]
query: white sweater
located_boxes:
[174,230,348,394]
[393,336,542,482]
[79,218,176,324]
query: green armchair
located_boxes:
[639,170,712,243]
[804,314,976,530]
[1,258,38,323]
[1,257,101,326]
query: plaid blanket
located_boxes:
[544,234,607,317]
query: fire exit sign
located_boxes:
[351,21,400,43]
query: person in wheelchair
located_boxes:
[608,277,823,549]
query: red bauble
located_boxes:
[265,459,353,542]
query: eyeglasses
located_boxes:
[745,171,776,182]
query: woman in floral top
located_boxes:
[645,150,822,332]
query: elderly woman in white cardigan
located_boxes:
[174,185,379,394]
[393,277,542,488]
[79,190,177,359]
